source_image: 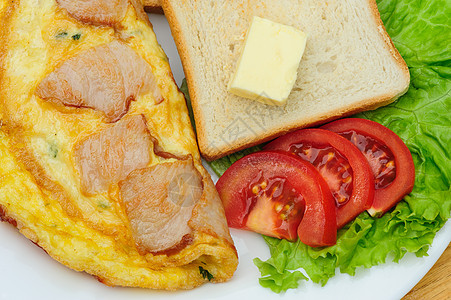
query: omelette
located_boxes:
[0,0,238,290]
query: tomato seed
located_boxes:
[252,185,259,194]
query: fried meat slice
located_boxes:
[119,159,203,253]
[56,0,128,26]
[74,114,153,195]
[36,40,163,122]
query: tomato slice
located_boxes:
[265,129,375,228]
[216,151,336,247]
[321,118,415,216]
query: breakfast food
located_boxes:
[227,16,307,105]
[264,128,376,229]
[216,150,337,247]
[161,0,410,160]
[209,0,449,293]
[216,118,414,247]
[321,118,416,217]
[0,0,237,290]
[36,40,163,122]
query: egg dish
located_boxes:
[0,0,238,290]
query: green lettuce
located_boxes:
[180,79,197,133]
[208,0,451,293]
[209,145,262,176]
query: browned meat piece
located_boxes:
[36,40,163,122]
[119,159,203,254]
[74,114,153,195]
[56,0,128,26]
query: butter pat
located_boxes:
[228,16,307,105]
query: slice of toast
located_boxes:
[162,0,410,160]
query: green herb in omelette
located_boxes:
[199,266,214,281]
[98,202,111,209]
[48,143,58,158]
[55,31,68,39]
[71,33,81,40]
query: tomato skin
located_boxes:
[321,118,415,216]
[216,150,337,246]
[297,169,337,247]
[265,129,375,228]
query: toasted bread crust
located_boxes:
[161,0,212,158]
[201,92,403,161]
[368,0,410,90]
[162,0,410,161]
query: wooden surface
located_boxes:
[142,0,163,14]
[403,243,451,299]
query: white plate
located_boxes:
[1,13,449,300]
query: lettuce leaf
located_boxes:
[180,79,197,133]
[209,145,262,176]
[207,0,451,293]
